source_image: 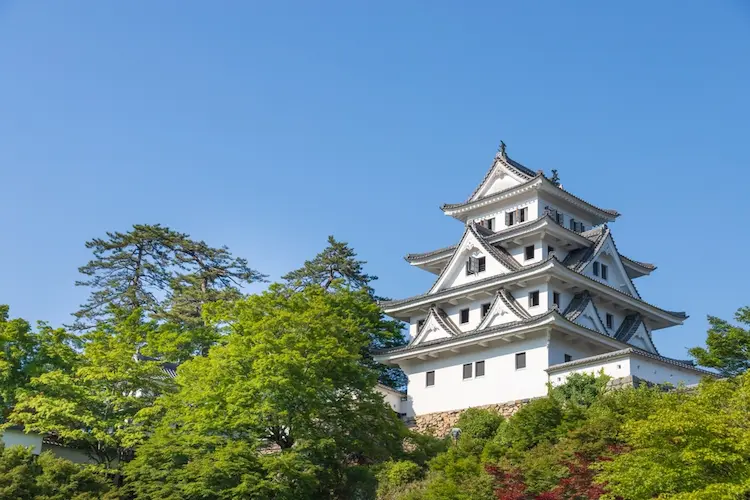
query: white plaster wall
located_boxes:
[549,355,707,388]
[549,358,631,386]
[41,443,96,464]
[512,283,549,315]
[1,429,43,454]
[630,358,705,386]
[483,173,524,197]
[376,385,405,414]
[444,301,490,333]
[400,334,549,415]
[547,334,611,366]
[508,238,544,267]
[536,195,595,230]
[446,247,515,290]
[581,247,634,297]
[469,197,539,230]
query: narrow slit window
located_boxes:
[593,262,600,276]
[463,363,473,379]
[506,211,515,226]
[525,245,535,261]
[460,308,470,324]
[529,290,540,307]
[475,361,485,377]
[481,302,491,317]
[477,256,486,272]
[519,207,528,222]
[553,291,560,307]
[515,352,526,370]
[426,371,435,387]
[601,264,609,280]
[606,313,614,329]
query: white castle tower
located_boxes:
[374,143,712,421]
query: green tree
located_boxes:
[73,224,265,358]
[282,235,377,295]
[5,311,175,469]
[689,306,750,377]
[598,374,750,499]
[283,236,407,387]
[0,306,80,420]
[0,444,112,500]
[124,284,407,499]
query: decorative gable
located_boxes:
[568,228,641,299]
[429,225,520,294]
[564,291,608,334]
[468,147,535,202]
[410,307,462,346]
[477,289,531,330]
[615,314,657,354]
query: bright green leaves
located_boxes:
[689,307,750,377]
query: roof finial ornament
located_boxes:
[497,140,507,159]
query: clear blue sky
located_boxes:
[1,1,749,360]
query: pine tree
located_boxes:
[282,236,407,388]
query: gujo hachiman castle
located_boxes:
[374,143,713,427]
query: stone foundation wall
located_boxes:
[410,399,531,437]
[408,376,647,437]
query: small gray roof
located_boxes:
[547,347,717,377]
[134,352,179,378]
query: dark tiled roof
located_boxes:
[383,257,687,325]
[405,214,591,264]
[443,175,620,221]
[464,149,536,203]
[547,347,717,377]
[375,311,555,355]
[497,289,531,320]
[134,352,179,379]
[614,314,642,343]
[621,255,657,271]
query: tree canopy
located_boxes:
[689,306,750,377]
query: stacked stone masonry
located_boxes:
[409,376,642,437]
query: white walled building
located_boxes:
[374,143,713,419]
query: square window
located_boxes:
[426,371,435,387]
[477,256,486,272]
[481,302,491,317]
[516,352,526,370]
[463,363,473,379]
[606,313,614,329]
[593,262,600,276]
[601,264,609,280]
[506,211,515,226]
[564,354,572,363]
[460,308,470,324]
[524,245,535,261]
[529,290,540,307]
[519,207,528,222]
[553,291,560,307]
[475,361,485,377]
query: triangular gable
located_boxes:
[574,230,641,299]
[477,289,531,330]
[468,150,534,202]
[616,314,657,354]
[429,225,520,294]
[564,291,607,334]
[410,307,462,346]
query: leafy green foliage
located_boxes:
[0,306,80,421]
[282,235,407,388]
[124,284,407,498]
[0,444,111,500]
[455,409,504,441]
[5,311,175,468]
[73,224,265,357]
[598,372,750,499]
[689,306,750,377]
